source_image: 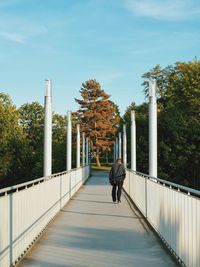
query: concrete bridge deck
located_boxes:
[18,171,179,267]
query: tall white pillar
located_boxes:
[113,142,116,163]
[118,132,122,158]
[67,111,72,171]
[123,124,127,167]
[115,137,118,161]
[149,80,157,178]
[82,132,85,166]
[44,79,52,177]
[131,110,136,171]
[76,124,80,168]
[86,137,89,165]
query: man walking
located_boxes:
[109,158,126,204]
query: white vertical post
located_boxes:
[82,132,85,166]
[149,80,157,178]
[123,124,127,167]
[113,142,116,163]
[131,110,136,171]
[86,137,89,165]
[76,124,80,168]
[67,111,72,171]
[44,79,52,177]
[115,137,118,161]
[119,132,122,158]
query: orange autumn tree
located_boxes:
[75,79,120,166]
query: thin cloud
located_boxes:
[0,15,48,45]
[0,31,26,44]
[125,0,200,20]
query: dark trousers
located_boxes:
[112,180,123,202]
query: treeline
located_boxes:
[122,59,200,189]
[0,59,199,190]
[0,96,69,188]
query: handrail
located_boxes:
[127,168,200,197]
[0,165,90,267]
[0,167,83,196]
[124,169,200,267]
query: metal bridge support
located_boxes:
[44,79,52,177]
[76,124,80,168]
[131,110,136,171]
[113,142,116,163]
[149,80,157,178]
[67,111,72,171]
[118,132,122,158]
[123,124,127,167]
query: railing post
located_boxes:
[82,132,85,166]
[131,110,136,171]
[118,132,122,158]
[44,79,52,177]
[149,80,157,178]
[145,177,148,218]
[76,124,80,168]
[9,194,13,266]
[67,111,72,171]
[123,124,127,167]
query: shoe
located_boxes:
[117,200,121,204]
[113,201,117,204]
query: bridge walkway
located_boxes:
[18,171,179,267]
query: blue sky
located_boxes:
[0,0,200,115]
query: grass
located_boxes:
[91,165,111,171]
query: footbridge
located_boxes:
[0,167,199,267]
[0,80,199,267]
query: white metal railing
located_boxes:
[123,169,200,267]
[0,166,90,267]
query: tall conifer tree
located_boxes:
[75,79,119,166]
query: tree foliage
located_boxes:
[124,59,200,189]
[1,59,199,190]
[123,102,149,173]
[75,79,120,166]
[19,102,44,178]
[52,113,66,173]
[0,93,27,186]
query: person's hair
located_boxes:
[116,158,122,162]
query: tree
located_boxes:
[123,102,148,172]
[0,93,27,187]
[75,79,120,166]
[18,102,44,178]
[142,59,200,189]
[52,113,66,173]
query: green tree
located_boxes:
[52,113,66,173]
[123,102,148,172]
[19,102,44,178]
[142,59,200,188]
[0,93,28,187]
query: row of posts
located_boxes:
[44,79,157,179]
[44,80,90,177]
[113,80,157,178]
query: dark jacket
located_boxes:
[109,163,126,184]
